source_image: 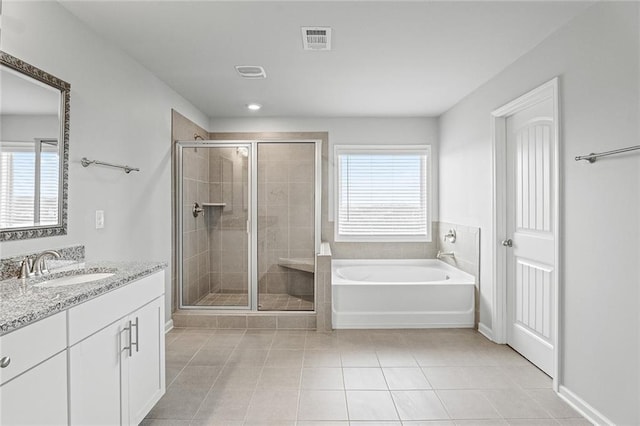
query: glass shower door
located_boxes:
[179,143,250,308]
[257,142,315,311]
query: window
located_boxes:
[335,145,431,241]
[0,139,59,228]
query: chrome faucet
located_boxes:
[19,250,61,279]
[436,250,455,260]
[33,250,61,276]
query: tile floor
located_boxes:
[196,293,314,311]
[143,328,588,426]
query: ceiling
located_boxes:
[60,1,592,118]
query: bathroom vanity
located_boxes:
[0,51,167,424]
[0,261,166,425]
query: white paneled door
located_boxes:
[505,96,555,376]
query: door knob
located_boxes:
[502,239,513,247]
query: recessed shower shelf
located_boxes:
[202,203,226,207]
[278,258,315,273]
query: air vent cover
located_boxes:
[235,65,267,79]
[301,27,332,51]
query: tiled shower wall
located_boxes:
[181,144,250,305]
[258,143,315,304]
[173,133,324,330]
[208,147,248,295]
[181,147,210,305]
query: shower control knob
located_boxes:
[192,202,204,218]
[502,239,513,248]
[0,356,10,368]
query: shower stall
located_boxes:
[176,140,320,311]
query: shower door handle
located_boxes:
[246,220,251,234]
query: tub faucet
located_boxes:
[443,229,457,243]
[436,250,455,260]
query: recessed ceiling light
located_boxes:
[247,103,262,111]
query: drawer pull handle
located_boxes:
[0,356,10,368]
[131,317,139,354]
[123,321,133,357]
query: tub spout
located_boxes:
[436,250,455,260]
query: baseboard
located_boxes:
[478,322,494,341]
[165,319,174,333]
[558,385,614,425]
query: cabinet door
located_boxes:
[0,351,68,425]
[127,296,165,425]
[69,319,128,425]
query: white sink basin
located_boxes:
[34,273,115,288]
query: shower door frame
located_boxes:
[176,141,254,310]
[176,139,322,312]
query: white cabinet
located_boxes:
[0,269,165,426]
[0,311,66,385]
[69,271,165,425]
[0,351,68,426]
[0,311,67,426]
[69,318,126,425]
[127,297,165,425]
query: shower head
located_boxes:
[193,134,205,152]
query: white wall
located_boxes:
[0,1,209,322]
[210,117,440,222]
[439,3,639,423]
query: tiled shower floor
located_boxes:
[144,328,588,425]
[195,293,249,307]
[195,292,314,311]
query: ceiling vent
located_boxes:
[301,27,332,51]
[235,65,267,79]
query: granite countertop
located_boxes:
[0,261,167,336]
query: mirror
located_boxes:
[0,51,70,241]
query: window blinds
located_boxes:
[337,150,428,238]
[0,140,59,228]
[39,147,59,225]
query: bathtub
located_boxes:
[332,259,476,329]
